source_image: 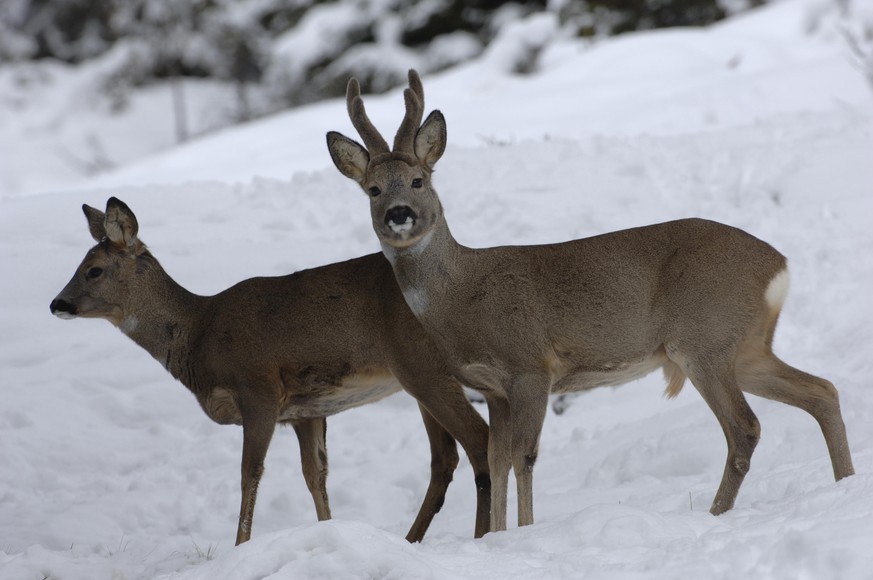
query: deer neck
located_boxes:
[118,257,206,382]
[380,219,463,319]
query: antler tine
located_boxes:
[408,69,424,111]
[393,70,425,154]
[345,77,361,114]
[345,78,389,155]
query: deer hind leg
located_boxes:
[236,406,278,545]
[405,405,460,543]
[679,355,761,515]
[736,351,855,481]
[291,417,331,522]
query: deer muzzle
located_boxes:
[50,298,77,319]
[385,205,417,234]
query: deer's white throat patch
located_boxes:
[401,285,428,315]
[381,230,434,266]
[380,230,433,315]
[120,316,139,335]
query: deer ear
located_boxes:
[83,204,106,242]
[415,110,446,169]
[103,197,139,248]
[327,131,370,185]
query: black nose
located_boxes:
[50,298,75,315]
[384,205,417,226]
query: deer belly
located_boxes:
[551,353,667,393]
[279,373,403,421]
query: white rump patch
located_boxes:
[765,267,790,311]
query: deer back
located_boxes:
[50,199,448,423]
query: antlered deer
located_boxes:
[50,197,490,544]
[326,70,854,531]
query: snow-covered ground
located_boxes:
[2,1,872,578]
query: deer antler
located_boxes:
[393,70,425,154]
[345,71,427,156]
[346,78,390,155]
[408,69,424,109]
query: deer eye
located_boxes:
[86,267,103,279]
[368,186,381,197]
[411,178,423,189]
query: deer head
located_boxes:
[327,69,448,250]
[50,197,149,327]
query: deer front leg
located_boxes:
[433,399,491,539]
[405,404,459,543]
[236,406,277,545]
[291,417,331,522]
[389,357,491,539]
[401,378,491,539]
[486,395,512,532]
[509,376,550,528]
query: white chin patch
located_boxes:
[54,312,77,320]
[388,221,413,234]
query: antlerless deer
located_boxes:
[51,197,491,544]
[327,70,855,532]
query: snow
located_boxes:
[2,0,873,578]
[271,3,367,72]
[0,56,239,195]
[481,12,559,74]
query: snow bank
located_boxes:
[1,0,872,578]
